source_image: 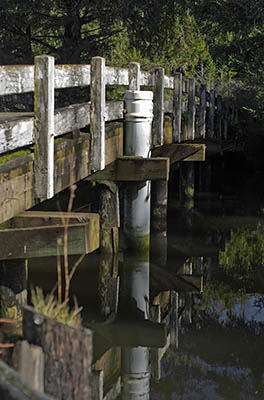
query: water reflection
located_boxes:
[22,167,264,399]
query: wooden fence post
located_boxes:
[23,306,93,400]
[153,67,164,146]
[34,55,55,200]
[199,84,206,138]
[173,72,182,143]
[208,89,215,138]
[91,57,106,172]
[188,78,196,140]
[129,62,140,91]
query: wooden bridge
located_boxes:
[0,55,238,400]
[0,55,237,226]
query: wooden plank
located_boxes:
[188,78,196,140]
[129,62,140,91]
[164,75,174,89]
[34,55,55,199]
[91,57,106,171]
[0,359,54,400]
[151,264,203,294]
[54,136,91,193]
[105,101,123,121]
[105,122,123,165]
[140,71,154,87]
[0,154,34,225]
[183,144,206,161]
[173,72,182,143]
[0,113,34,154]
[55,64,91,88]
[152,144,206,163]
[13,341,45,393]
[199,84,206,138]
[105,66,129,86]
[23,306,93,400]
[90,319,167,348]
[0,212,100,259]
[153,67,164,146]
[87,157,170,181]
[54,103,90,136]
[0,65,34,95]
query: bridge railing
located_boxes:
[0,55,236,201]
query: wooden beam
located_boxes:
[152,144,206,163]
[34,55,55,200]
[153,67,164,146]
[0,212,100,259]
[129,62,140,91]
[86,156,170,181]
[90,319,167,348]
[173,72,182,143]
[188,78,196,140]
[151,263,203,294]
[183,145,206,161]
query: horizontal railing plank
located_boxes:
[0,101,124,154]
[105,67,129,86]
[54,64,91,88]
[0,65,34,95]
[140,71,154,86]
[164,75,174,89]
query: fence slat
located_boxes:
[199,84,206,138]
[188,78,196,140]
[34,55,55,200]
[91,57,106,171]
[129,62,140,91]
[173,72,182,143]
[0,65,34,95]
[54,64,91,88]
[153,67,164,146]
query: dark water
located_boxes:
[28,155,264,399]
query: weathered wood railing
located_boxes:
[0,56,235,224]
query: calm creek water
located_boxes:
[28,153,264,399]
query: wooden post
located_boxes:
[0,259,27,320]
[173,72,182,143]
[150,305,161,381]
[91,57,106,172]
[170,291,179,348]
[23,306,93,400]
[150,180,168,266]
[179,162,195,210]
[188,78,196,140]
[183,261,193,324]
[208,89,215,138]
[91,370,104,400]
[98,182,119,255]
[98,182,120,317]
[199,84,206,138]
[153,67,164,146]
[13,340,45,393]
[34,55,55,200]
[216,95,223,140]
[129,62,140,91]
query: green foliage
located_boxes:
[31,286,82,328]
[193,281,247,320]
[219,226,264,291]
